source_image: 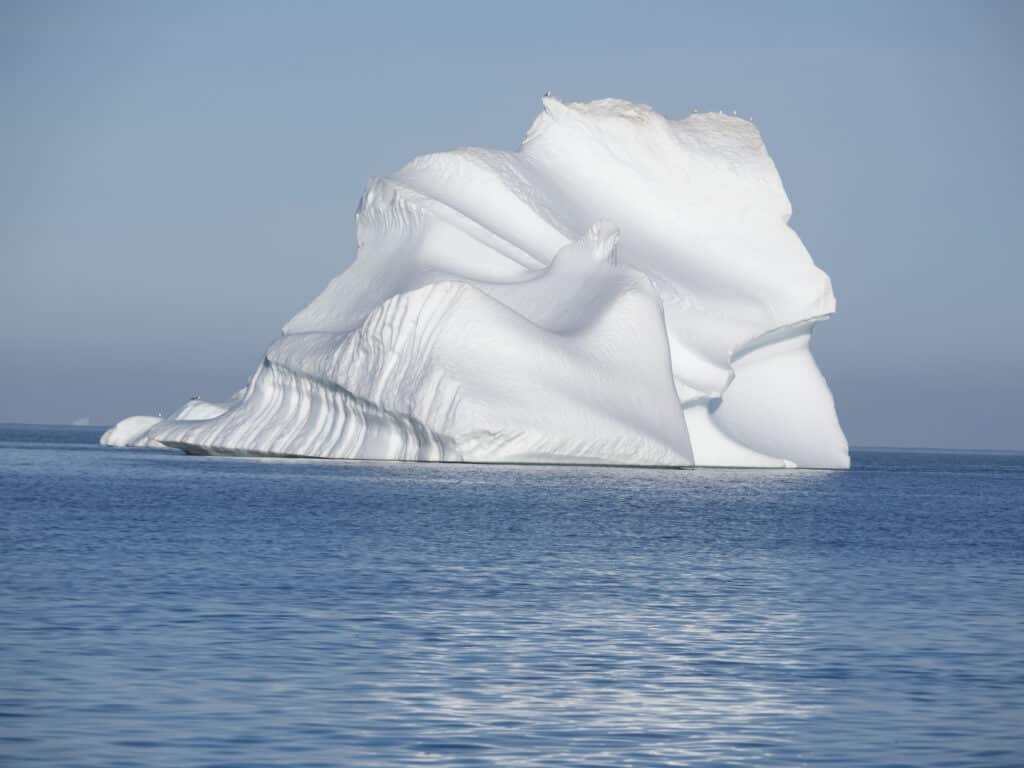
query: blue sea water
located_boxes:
[1,424,1022,767]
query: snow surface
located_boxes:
[102,97,849,468]
[100,415,165,448]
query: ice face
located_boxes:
[102,97,849,468]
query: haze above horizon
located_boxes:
[2,1,1022,450]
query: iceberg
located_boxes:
[102,97,849,468]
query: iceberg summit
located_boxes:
[103,97,849,469]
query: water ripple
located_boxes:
[1,426,1022,766]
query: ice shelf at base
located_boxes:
[102,97,850,469]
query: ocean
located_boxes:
[1,424,1022,767]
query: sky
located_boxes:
[2,1,1022,450]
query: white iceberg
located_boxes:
[102,97,849,469]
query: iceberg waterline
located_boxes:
[102,97,849,469]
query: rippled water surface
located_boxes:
[1,425,1022,767]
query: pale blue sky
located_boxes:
[2,1,1022,449]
